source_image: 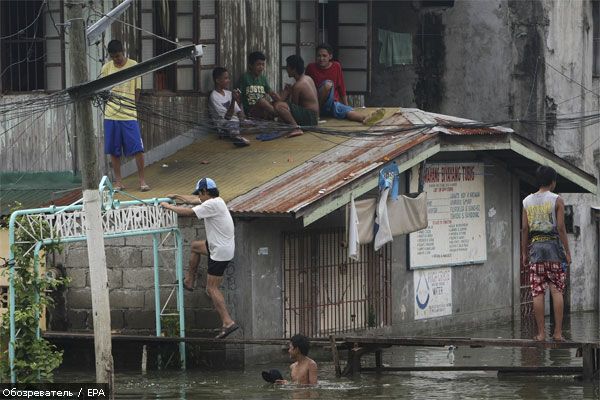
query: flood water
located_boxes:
[56,311,600,399]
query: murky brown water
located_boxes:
[56,311,600,399]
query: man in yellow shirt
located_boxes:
[101,40,149,191]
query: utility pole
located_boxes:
[66,1,114,396]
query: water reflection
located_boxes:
[55,311,599,399]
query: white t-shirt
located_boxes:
[209,89,242,122]
[192,197,235,261]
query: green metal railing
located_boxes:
[7,176,186,383]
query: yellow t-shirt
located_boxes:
[100,58,141,120]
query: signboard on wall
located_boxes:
[409,162,486,269]
[414,267,452,320]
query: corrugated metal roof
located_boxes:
[228,131,435,213]
[228,108,510,214]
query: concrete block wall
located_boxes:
[52,217,223,335]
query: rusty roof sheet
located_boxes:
[228,131,436,214]
[228,108,510,214]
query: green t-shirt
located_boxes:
[238,72,272,111]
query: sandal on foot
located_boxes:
[140,184,151,192]
[551,336,567,342]
[215,324,239,339]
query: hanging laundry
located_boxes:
[374,187,393,251]
[356,198,377,244]
[379,161,400,200]
[378,29,413,67]
[346,197,377,248]
[387,192,428,236]
[348,195,360,261]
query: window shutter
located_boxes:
[44,0,64,91]
[279,0,317,89]
[199,0,217,93]
[140,1,154,89]
[336,0,371,93]
[175,0,194,91]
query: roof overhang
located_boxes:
[593,206,600,221]
[439,133,597,194]
[297,132,597,227]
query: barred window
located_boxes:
[280,0,372,94]
[140,0,218,93]
[0,0,64,93]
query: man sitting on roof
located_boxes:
[271,54,320,138]
[209,67,250,147]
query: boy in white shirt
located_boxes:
[209,67,250,147]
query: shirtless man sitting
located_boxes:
[275,334,318,385]
[273,55,319,138]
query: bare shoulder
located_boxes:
[308,357,317,367]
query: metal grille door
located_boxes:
[282,228,391,338]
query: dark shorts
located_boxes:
[206,241,232,277]
[104,119,144,157]
[288,102,318,127]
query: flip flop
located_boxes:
[256,132,284,141]
[114,185,125,191]
[140,184,151,192]
[215,323,239,339]
[551,336,567,342]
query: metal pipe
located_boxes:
[175,230,186,370]
[153,234,162,338]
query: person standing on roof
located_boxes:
[521,166,571,342]
[101,39,149,192]
[161,178,239,339]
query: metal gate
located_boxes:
[282,228,392,338]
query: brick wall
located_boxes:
[52,216,224,335]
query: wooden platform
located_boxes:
[42,332,600,381]
[42,331,334,347]
[339,335,600,381]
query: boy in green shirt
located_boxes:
[238,51,281,119]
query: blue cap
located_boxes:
[192,177,217,195]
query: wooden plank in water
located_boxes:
[344,336,595,350]
[42,331,338,347]
[360,366,583,374]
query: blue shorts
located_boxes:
[319,80,354,119]
[104,119,144,157]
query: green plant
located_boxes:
[368,305,377,328]
[0,206,70,382]
[157,314,180,369]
